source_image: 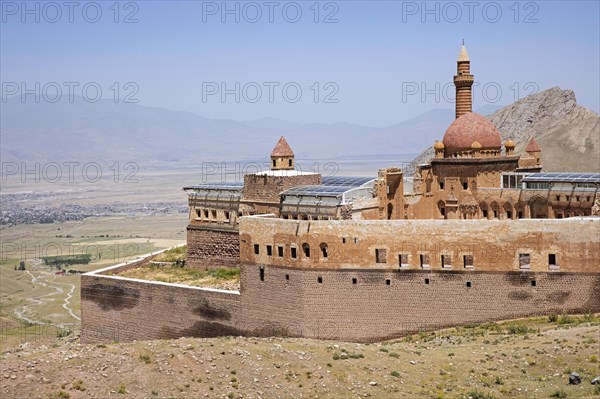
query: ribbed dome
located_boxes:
[442,112,502,153]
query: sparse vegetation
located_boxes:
[139,353,152,364]
[549,388,568,399]
[2,314,599,399]
[113,265,240,288]
[49,391,71,399]
[72,379,85,391]
[466,389,497,399]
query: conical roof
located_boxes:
[458,44,470,62]
[271,136,294,157]
[526,138,541,152]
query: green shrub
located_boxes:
[548,314,558,322]
[209,268,241,279]
[72,379,85,391]
[389,352,400,358]
[139,353,151,364]
[505,323,532,335]
[466,389,496,399]
[549,388,567,399]
[390,371,400,378]
[117,385,127,394]
[558,314,574,325]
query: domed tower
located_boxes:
[505,139,516,156]
[442,112,502,158]
[270,136,295,171]
[454,42,474,119]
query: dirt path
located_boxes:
[14,269,80,326]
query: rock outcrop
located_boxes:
[406,87,600,175]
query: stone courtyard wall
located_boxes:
[186,225,239,269]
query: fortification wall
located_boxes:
[240,217,599,273]
[291,268,599,341]
[81,274,242,343]
[186,225,239,269]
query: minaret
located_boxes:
[454,42,474,119]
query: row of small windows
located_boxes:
[554,195,593,202]
[195,208,237,221]
[282,214,334,221]
[379,250,558,270]
[254,243,327,259]
[255,243,560,270]
[259,271,539,289]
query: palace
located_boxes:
[81,44,599,344]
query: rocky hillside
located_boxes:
[1,316,599,399]
[406,87,600,175]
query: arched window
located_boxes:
[302,243,310,257]
[490,202,500,219]
[479,202,489,219]
[530,197,548,219]
[320,243,328,259]
[503,203,513,219]
[437,200,446,219]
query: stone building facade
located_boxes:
[81,44,599,344]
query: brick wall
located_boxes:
[82,264,600,343]
[81,275,242,343]
[186,225,239,269]
[238,264,599,342]
[242,173,321,204]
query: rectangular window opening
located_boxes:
[463,255,474,268]
[285,274,290,281]
[531,280,537,287]
[352,278,357,284]
[548,254,558,269]
[317,276,323,284]
[442,255,452,268]
[291,247,297,259]
[375,248,387,264]
[399,254,409,267]
[424,278,430,285]
[385,279,391,286]
[253,244,260,255]
[466,281,472,288]
[266,245,273,256]
[519,253,531,269]
[259,268,264,282]
[277,246,284,257]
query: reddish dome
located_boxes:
[442,112,502,153]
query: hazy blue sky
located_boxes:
[2,0,599,126]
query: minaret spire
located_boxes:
[454,42,474,118]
